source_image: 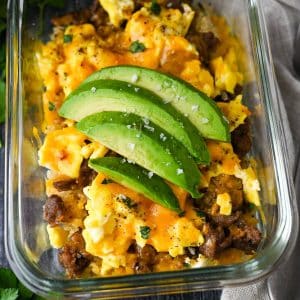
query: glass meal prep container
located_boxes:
[4,0,298,298]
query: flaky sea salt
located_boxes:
[128,143,135,150]
[191,105,199,112]
[201,117,209,124]
[176,168,184,175]
[148,172,154,179]
[160,133,167,141]
[131,74,138,83]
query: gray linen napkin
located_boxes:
[222,0,300,299]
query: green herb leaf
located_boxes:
[140,226,151,239]
[18,281,34,299]
[48,101,55,111]
[196,210,206,219]
[150,1,161,15]
[249,203,256,210]
[129,41,146,53]
[63,34,73,43]
[117,194,137,209]
[0,267,44,299]
[0,268,18,289]
[102,178,114,184]
[0,288,19,300]
[0,81,5,123]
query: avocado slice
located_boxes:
[84,65,230,142]
[59,80,210,164]
[89,157,182,213]
[77,111,202,197]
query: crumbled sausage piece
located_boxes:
[187,31,219,65]
[137,244,157,265]
[210,174,244,211]
[208,211,242,227]
[53,179,77,191]
[134,244,157,274]
[154,253,185,270]
[234,84,243,95]
[199,224,232,258]
[231,118,252,159]
[43,195,65,226]
[214,85,243,103]
[134,261,152,273]
[77,159,97,188]
[164,0,182,9]
[58,232,91,277]
[200,174,244,213]
[230,222,261,253]
[214,91,232,102]
[133,0,146,11]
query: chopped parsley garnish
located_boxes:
[249,203,256,210]
[48,101,56,111]
[130,41,146,53]
[63,34,73,43]
[140,226,151,239]
[102,178,114,184]
[151,0,161,15]
[196,210,206,219]
[117,194,137,209]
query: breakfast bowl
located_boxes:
[4,0,298,298]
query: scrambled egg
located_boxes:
[216,193,232,215]
[211,48,243,94]
[218,95,251,132]
[37,2,261,276]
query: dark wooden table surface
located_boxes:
[0,124,221,299]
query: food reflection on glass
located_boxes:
[37,0,262,278]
